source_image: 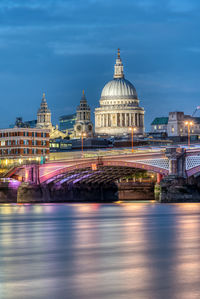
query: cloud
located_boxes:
[0,0,200,128]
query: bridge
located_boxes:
[5,146,200,185]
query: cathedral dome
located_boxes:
[100,78,138,100]
[95,49,144,137]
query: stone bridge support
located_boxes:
[25,164,40,184]
[157,147,200,202]
[165,147,185,177]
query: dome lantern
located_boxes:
[114,48,124,79]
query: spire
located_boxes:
[81,89,87,102]
[114,48,124,79]
[117,48,120,58]
[42,93,46,103]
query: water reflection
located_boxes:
[0,203,199,299]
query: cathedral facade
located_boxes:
[95,50,144,136]
[74,91,93,137]
[36,93,66,139]
[36,93,52,129]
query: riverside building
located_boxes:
[151,112,200,138]
[0,127,50,164]
[95,49,145,136]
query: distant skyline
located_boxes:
[0,0,200,130]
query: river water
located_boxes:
[0,202,199,299]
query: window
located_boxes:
[154,125,157,130]
[171,127,175,133]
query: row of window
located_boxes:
[1,140,47,146]
[102,100,137,105]
[0,132,48,138]
[0,148,48,155]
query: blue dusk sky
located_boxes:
[0,0,200,130]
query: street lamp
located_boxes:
[129,126,137,153]
[184,121,193,147]
[80,132,86,157]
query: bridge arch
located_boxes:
[40,159,169,185]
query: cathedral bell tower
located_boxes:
[74,90,93,137]
[36,93,52,129]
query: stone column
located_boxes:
[165,147,179,176]
[103,114,106,127]
[129,113,132,126]
[125,113,127,127]
[120,113,122,127]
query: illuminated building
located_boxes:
[95,49,145,136]
[0,127,50,162]
[74,90,93,137]
[151,112,200,137]
[36,93,52,129]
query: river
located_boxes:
[0,202,199,299]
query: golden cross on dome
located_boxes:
[82,90,84,95]
[43,92,45,98]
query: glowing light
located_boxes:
[185,121,193,126]
[25,170,29,181]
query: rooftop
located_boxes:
[151,117,168,125]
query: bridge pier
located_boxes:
[158,175,200,203]
[155,147,200,202]
[17,182,50,203]
[25,164,40,184]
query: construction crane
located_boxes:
[192,106,200,117]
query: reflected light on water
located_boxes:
[0,203,199,299]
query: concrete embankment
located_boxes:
[2,178,200,203]
[16,182,155,203]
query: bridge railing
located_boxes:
[49,148,166,162]
[1,160,41,178]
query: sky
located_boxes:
[0,0,200,130]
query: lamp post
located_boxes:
[129,126,137,153]
[184,121,193,148]
[81,133,86,157]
